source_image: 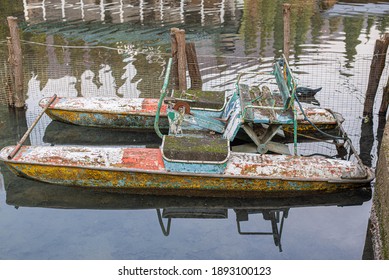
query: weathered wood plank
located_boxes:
[7,17,24,108]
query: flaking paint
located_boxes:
[0,145,373,197]
[41,97,340,132]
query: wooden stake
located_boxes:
[170,28,180,90]
[7,16,25,109]
[379,75,389,116]
[283,4,291,62]
[6,38,15,107]
[175,29,187,91]
[170,28,187,91]
[379,33,389,117]
[186,42,202,90]
[363,33,389,119]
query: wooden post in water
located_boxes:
[363,33,389,120]
[283,3,291,61]
[186,42,202,90]
[170,28,179,90]
[7,16,25,109]
[380,75,389,117]
[170,28,187,91]
[175,29,187,91]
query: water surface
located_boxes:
[0,0,388,259]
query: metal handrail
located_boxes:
[154,57,173,139]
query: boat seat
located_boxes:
[232,57,297,155]
[166,90,240,138]
[162,135,229,163]
[239,59,295,125]
[222,97,242,142]
[171,89,226,110]
[239,84,293,124]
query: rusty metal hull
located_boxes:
[0,145,374,198]
[42,97,170,129]
[45,109,170,130]
[40,97,341,132]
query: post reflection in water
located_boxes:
[359,120,374,167]
[359,113,388,168]
[0,171,4,192]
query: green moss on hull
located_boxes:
[162,135,229,162]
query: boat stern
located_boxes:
[39,96,59,108]
[0,146,25,176]
[0,146,16,161]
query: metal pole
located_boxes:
[154,59,172,139]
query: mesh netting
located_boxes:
[0,39,388,167]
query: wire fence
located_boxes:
[0,40,388,166]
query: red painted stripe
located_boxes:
[11,146,28,161]
[141,99,167,114]
[122,148,165,170]
[49,97,61,108]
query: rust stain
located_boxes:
[5,162,368,197]
[0,144,372,198]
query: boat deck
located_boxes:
[0,145,369,181]
[40,97,168,115]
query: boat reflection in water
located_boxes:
[43,120,163,146]
[5,177,372,252]
[158,207,289,252]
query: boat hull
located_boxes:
[45,108,170,130]
[0,145,374,198]
[4,161,373,197]
[40,97,342,132]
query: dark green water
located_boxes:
[0,0,388,259]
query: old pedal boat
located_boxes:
[0,58,374,197]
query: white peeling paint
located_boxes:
[224,153,361,179]
[41,97,147,114]
[0,146,366,181]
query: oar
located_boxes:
[8,94,57,160]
